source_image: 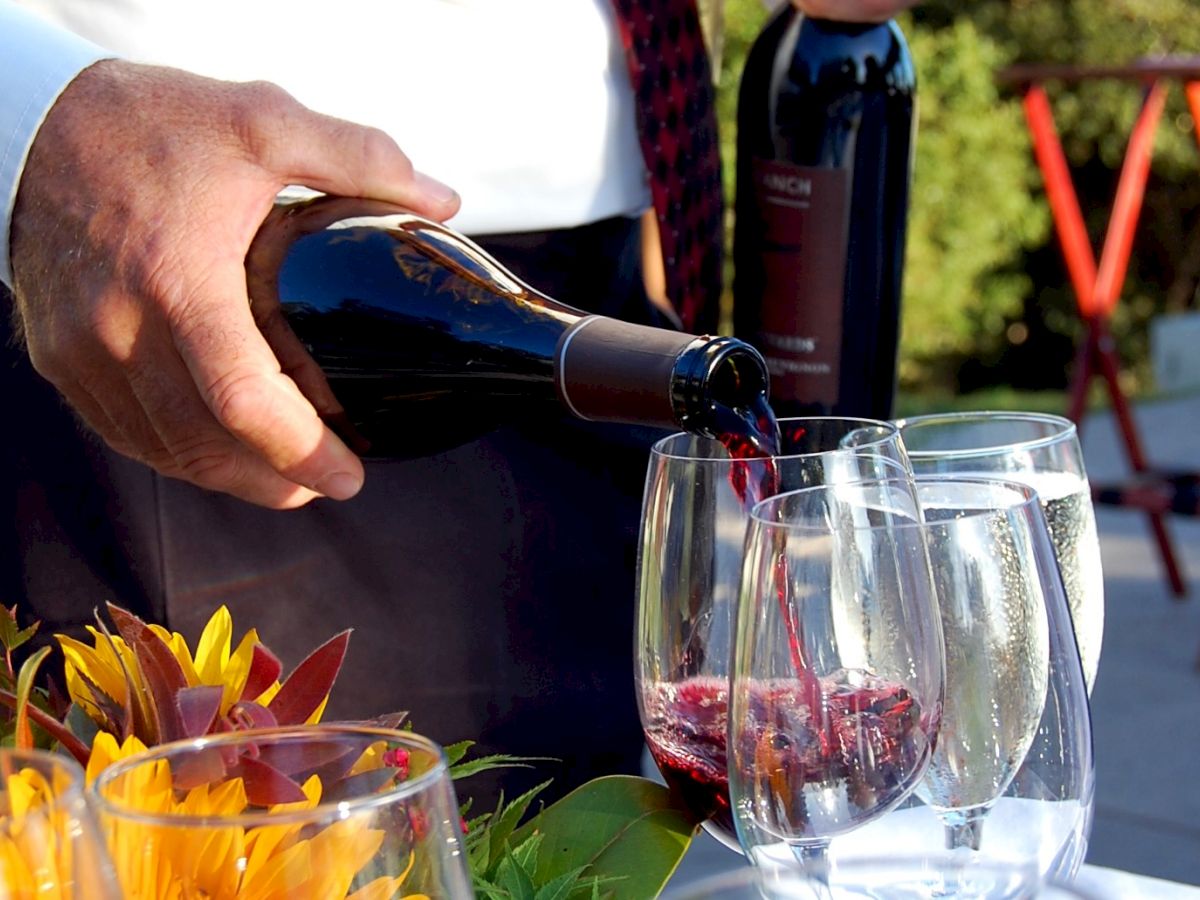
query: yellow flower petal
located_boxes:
[195,606,234,688]
[347,876,410,900]
[222,628,261,713]
[57,635,129,717]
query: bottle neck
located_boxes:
[556,319,771,435]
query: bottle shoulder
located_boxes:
[744,11,916,97]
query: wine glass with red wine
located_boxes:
[634,417,912,852]
[728,477,946,888]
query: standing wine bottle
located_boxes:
[732,8,916,419]
[245,195,774,458]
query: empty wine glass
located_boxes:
[728,477,945,891]
[635,418,913,852]
[89,725,474,898]
[0,747,120,899]
[894,412,1104,692]
[830,477,1095,891]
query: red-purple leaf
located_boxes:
[256,738,367,780]
[234,756,309,806]
[95,608,150,742]
[242,644,283,701]
[177,685,224,738]
[170,746,230,792]
[106,604,190,743]
[226,701,278,732]
[267,630,351,726]
[322,767,399,804]
[353,711,410,731]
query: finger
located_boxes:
[170,264,366,501]
[50,374,147,461]
[249,89,461,220]
[123,340,324,508]
[253,301,343,418]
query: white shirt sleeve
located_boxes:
[0,1,113,287]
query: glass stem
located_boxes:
[790,841,833,900]
[943,806,987,851]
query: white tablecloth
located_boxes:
[1075,865,1200,899]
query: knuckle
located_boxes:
[175,440,246,492]
[358,125,411,177]
[228,81,299,159]
[205,367,273,435]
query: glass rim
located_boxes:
[0,746,88,808]
[894,410,1077,460]
[747,474,1041,532]
[650,415,901,463]
[88,724,451,828]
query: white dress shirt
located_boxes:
[0,2,110,284]
[0,0,651,287]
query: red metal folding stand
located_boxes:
[1015,67,1196,597]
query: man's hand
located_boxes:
[10,60,460,509]
[790,0,918,22]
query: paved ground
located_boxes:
[1074,391,1200,887]
[665,391,1200,891]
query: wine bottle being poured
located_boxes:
[245,195,777,458]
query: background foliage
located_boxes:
[713,0,1200,403]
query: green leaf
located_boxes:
[0,606,39,654]
[443,740,475,767]
[450,753,541,781]
[510,831,543,873]
[534,867,595,900]
[14,646,51,749]
[496,844,538,900]
[507,775,699,900]
[470,877,506,900]
[487,781,553,874]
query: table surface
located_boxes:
[1077,865,1200,899]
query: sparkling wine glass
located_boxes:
[728,478,945,890]
[89,725,474,899]
[0,747,121,898]
[894,411,1104,693]
[635,418,914,852]
[830,477,1095,891]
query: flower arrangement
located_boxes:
[0,603,699,899]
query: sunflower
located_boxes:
[89,733,421,900]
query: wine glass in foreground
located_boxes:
[894,411,1104,693]
[89,725,473,899]
[729,477,945,889]
[832,478,1095,890]
[0,747,120,899]
[636,418,913,852]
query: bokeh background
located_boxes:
[705,0,1200,414]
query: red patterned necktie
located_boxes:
[610,0,725,334]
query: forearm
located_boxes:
[0,0,114,286]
